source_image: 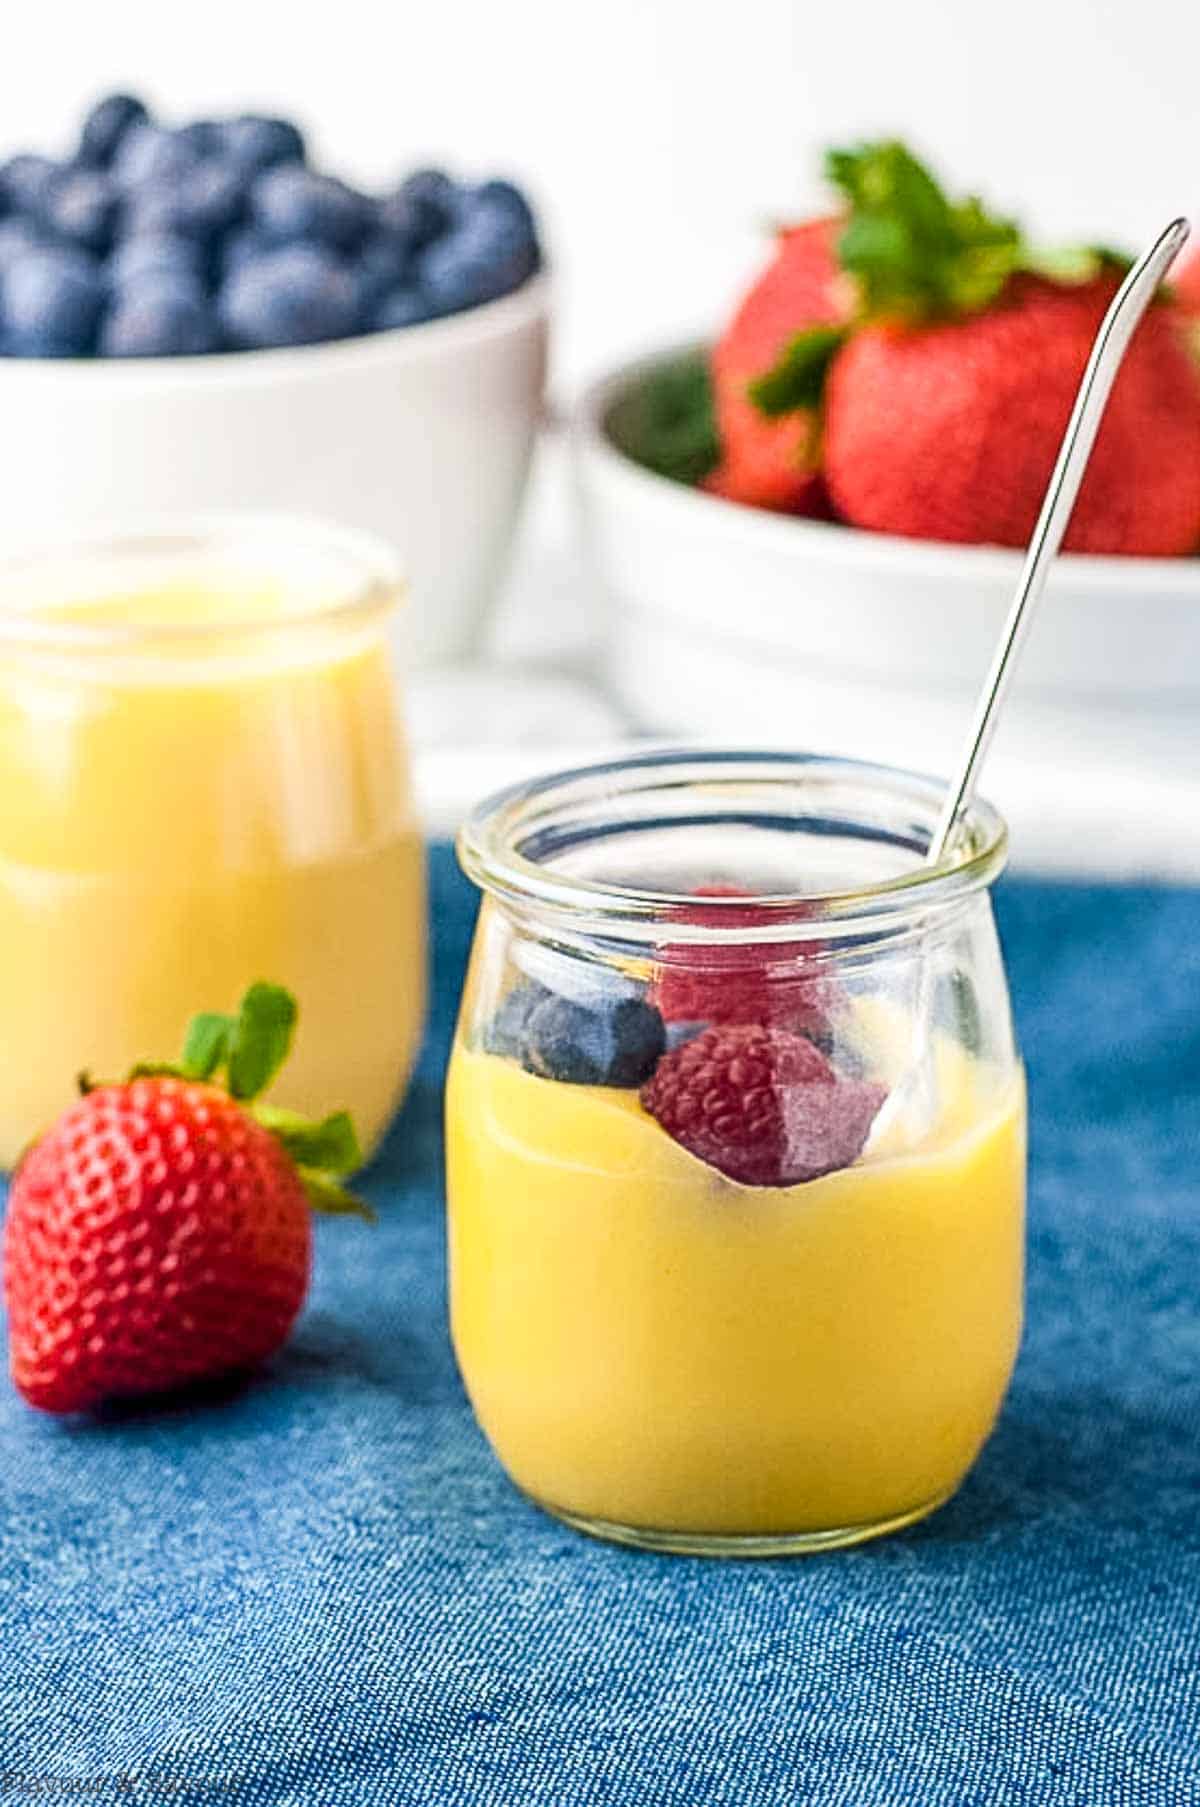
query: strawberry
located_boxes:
[1173,243,1200,315]
[824,271,1200,555]
[744,142,1200,555]
[651,886,831,1038]
[707,218,851,512]
[3,984,369,1414]
[641,1023,885,1187]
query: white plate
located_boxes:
[574,341,1200,706]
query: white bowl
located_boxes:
[0,275,550,668]
[575,342,1200,726]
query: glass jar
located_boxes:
[0,515,425,1167]
[448,751,1025,1555]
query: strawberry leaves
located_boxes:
[747,139,1139,426]
[126,983,373,1221]
[825,140,1024,322]
[749,325,849,418]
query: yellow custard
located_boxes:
[446,1043,1025,1542]
[0,577,425,1165]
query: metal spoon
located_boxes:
[868,217,1190,1153]
[927,215,1191,866]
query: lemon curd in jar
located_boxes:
[447,753,1027,1554]
[0,524,425,1167]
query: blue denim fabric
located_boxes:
[1,846,1197,1806]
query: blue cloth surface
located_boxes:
[1,845,1197,1807]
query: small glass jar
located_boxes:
[0,515,425,1167]
[448,751,1025,1555]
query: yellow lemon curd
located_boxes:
[446,1033,1025,1545]
[0,578,424,1167]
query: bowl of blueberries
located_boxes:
[0,94,549,664]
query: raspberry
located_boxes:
[641,1024,885,1188]
[652,887,830,1038]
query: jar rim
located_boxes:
[458,749,1009,944]
[0,511,402,652]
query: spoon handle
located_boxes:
[927,217,1191,867]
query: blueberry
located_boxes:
[107,231,206,289]
[392,169,459,249]
[78,93,150,168]
[371,286,434,331]
[418,200,538,316]
[522,994,666,1087]
[218,244,361,348]
[45,170,120,252]
[0,218,46,269]
[100,276,220,356]
[0,154,62,222]
[2,245,104,355]
[175,119,222,158]
[112,124,198,190]
[218,115,306,175]
[218,224,267,282]
[356,229,414,305]
[468,178,538,239]
[484,982,546,1059]
[127,158,247,240]
[251,165,372,252]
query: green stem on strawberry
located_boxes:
[749,139,1136,422]
[96,982,374,1222]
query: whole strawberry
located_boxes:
[707,217,850,512]
[744,142,1200,556]
[824,269,1200,555]
[3,984,368,1414]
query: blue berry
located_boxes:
[485,983,545,1059]
[218,224,269,283]
[0,218,46,269]
[218,116,306,175]
[524,994,665,1087]
[0,154,62,222]
[487,981,666,1087]
[357,229,414,305]
[175,120,222,158]
[127,158,247,240]
[418,200,538,316]
[100,277,220,356]
[387,168,457,249]
[78,94,150,168]
[469,179,538,239]
[45,170,120,252]
[372,286,435,331]
[251,166,372,252]
[112,124,198,190]
[218,244,361,348]
[2,246,104,355]
[107,231,206,289]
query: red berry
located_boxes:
[709,217,851,512]
[652,887,830,1037]
[824,274,1200,556]
[641,1023,885,1187]
[3,1078,312,1413]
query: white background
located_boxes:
[13,0,1200,387]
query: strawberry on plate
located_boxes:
[3,983,370,1414]
[737,141,1200,556]
[707,217,851,512]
